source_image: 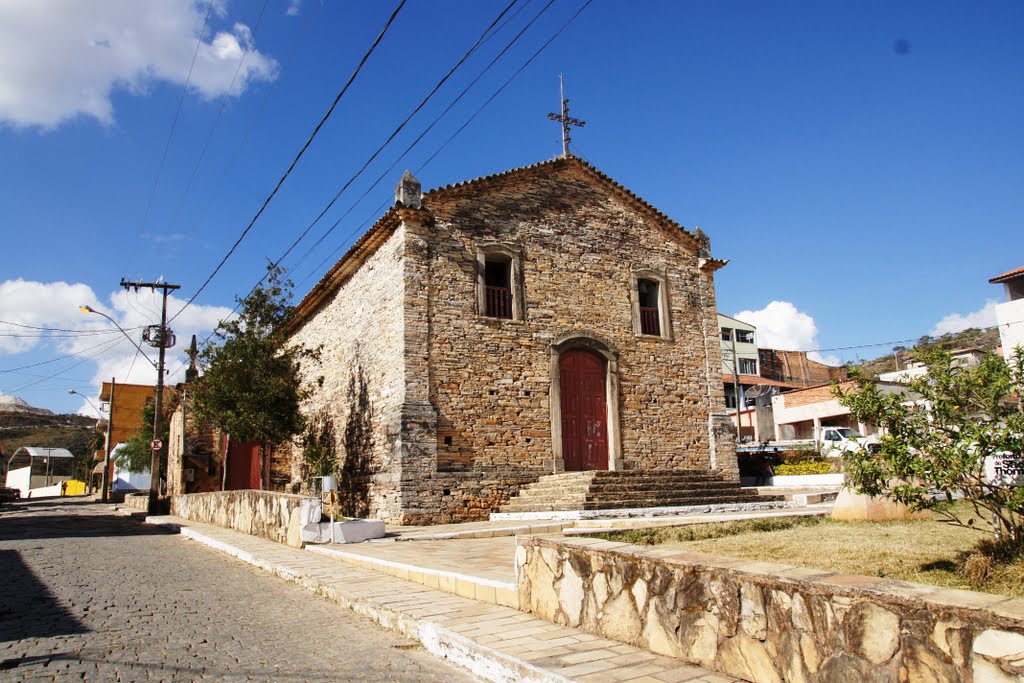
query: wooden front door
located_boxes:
[559,349,609,471]
[226,440,261,490]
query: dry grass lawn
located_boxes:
[600,507,1024,598]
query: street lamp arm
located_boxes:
[68,389,104,417]
[79,305,159,371]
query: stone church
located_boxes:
[287,155,748,524]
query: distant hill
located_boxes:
[849,327,1001,378]
[0,409,99,482]
[0,395,53,416]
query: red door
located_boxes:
[559,349,609,471]
[226,441,261,490]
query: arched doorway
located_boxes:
[559,349,608,470]
[549,333,622,472]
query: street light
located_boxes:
[69,389,111,502]
[79,306,157,370]
[68,389,103,417]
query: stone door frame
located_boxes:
[549,332,622,473]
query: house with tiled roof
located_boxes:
[991,265,1024,363]
[285,154,756,524]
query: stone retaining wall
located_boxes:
[172,490,320,548]
[123,493,148,511]
[516,535,1024,682]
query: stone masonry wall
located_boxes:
[408,161,733,489]
[517,534,1024,682]
[289,225,408,523]
[172,490,318,548]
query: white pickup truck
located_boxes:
[736,427,880,457]
[815,427,880,456]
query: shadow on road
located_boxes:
[0,550,89,643]
[0,499,175,542]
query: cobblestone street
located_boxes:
[0,498,478,682]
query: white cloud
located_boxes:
[931,300,999,337]
[0,1,277,129]
[0,279,233,397]
[286,0,302,17]
[732,300,841,366]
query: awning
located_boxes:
[92,462,106,475]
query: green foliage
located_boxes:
[849,327,1000,378]
[192,265,320,450]
[835,348,1024,544]
[303,408,338,483]
[775,461,832,475]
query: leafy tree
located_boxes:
[192,266,320,475]
[836,348,1024,544]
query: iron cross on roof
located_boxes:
[547,74,585,158]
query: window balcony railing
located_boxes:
[640,306,660,336]
[485,286,513,319]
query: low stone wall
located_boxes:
[123,493,148,511]
[516,535,1024,682]
[172,490,320,548]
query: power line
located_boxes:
[165,0,324,261]
[4,337,128,394]
[169,0,410,324]
[418,0,595,172]
[293,0,593,288]
[174,0,523,347]
[285,0,557,278]
[0,337,132,375]
[139,0,217,232]
[0,331,121,339]
[0,319,139,335]
[160,0,273,237]
[265,0,522,277]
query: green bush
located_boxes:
[774,461,832,475]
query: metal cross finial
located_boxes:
[547,74,585,157]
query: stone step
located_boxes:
[584,488,754,503]
[513,484,749,505]
[518,477,730,495]
[499,494,776,513]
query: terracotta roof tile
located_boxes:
[990,265,1024,284]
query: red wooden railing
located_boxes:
[640,306,660,335]
[486,286,513,319]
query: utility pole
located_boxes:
[547,74,586,157]
[120,278,180,515]
[102,378,114,503]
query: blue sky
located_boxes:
[1,0,1022,414]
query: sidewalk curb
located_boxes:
[144,516,570,683]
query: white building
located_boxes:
[877,348,986,383]
[718,313,759,412]
[5,446,74,498]
[109,442,152,493]
[991,265,1024,363]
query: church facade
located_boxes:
[287,155,737,524]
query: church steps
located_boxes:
[498,470,779,514]
[499,494,775,513]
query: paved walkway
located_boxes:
[0,499,475,682]
[145,513,738,683]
